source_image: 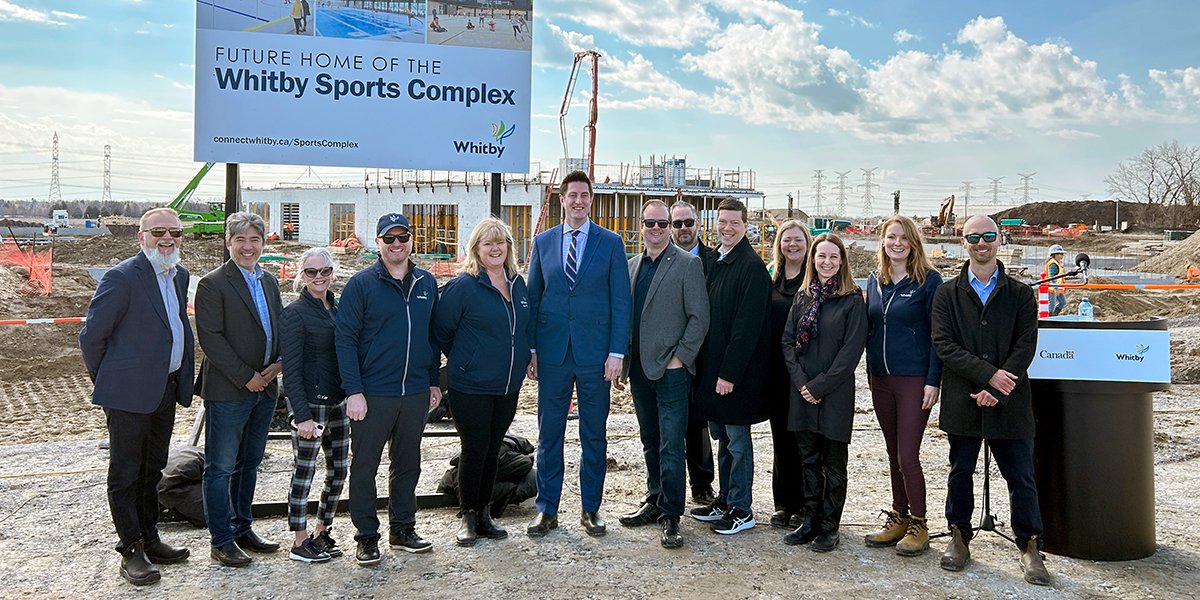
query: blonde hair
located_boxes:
[292,247,336,292]
[768,220,810,284]
[801,233,858,297]
[461,217,517,277]
[875,215,935,286]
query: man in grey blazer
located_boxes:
[617,199,709,548]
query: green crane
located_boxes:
[168,162,225,235]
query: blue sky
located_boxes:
[2,0,1198,216]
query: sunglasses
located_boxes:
[671,218,696,229]
[642,219,670,229]
[302,266,334,278]
[963,232,999,244]
[379,233,411,244]
[142,227,184,238]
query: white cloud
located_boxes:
[894,29,921,44]
[541,0,719,49]
[1149,67,1200,108]
[826,7,877,28]
[0,0,71,25]
[533,21,595,69]
[49,10,85,21]
[1043,128,1100,139]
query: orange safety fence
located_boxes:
[0,237,52,295]
[428,257,462,277]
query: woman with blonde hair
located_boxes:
[862,214,943,556]
[433,217,532,547]
[781,233,866,552]
[764,220,810,530]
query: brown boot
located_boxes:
[940,524,971,571]
[1020,536,1051,586]
[863,510,909,548]
[895,516,929,556]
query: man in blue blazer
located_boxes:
[79,208,195,586]
[525,170,632,537]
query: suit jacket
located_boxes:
[624,243,709,380]
[79,252,195,413]
[195,260,283,402]
[527,221,632,366]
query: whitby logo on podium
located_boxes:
[1115,344,1150,363]
[452,121,517,159]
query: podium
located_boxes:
[1029,317,1170,560]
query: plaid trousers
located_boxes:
[288,401,350,531]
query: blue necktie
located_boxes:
[565,229,580,287]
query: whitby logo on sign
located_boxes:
[1038,349,1075,360]
[1115,344,1150,362]
[452,122,518,159]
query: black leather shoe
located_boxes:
[477,508,508,540]
[526,512,558,537]
[769,510,791,529]
[210,542,252,567]
[783,516,819,546]
[619,503,662,527]
[456,510,479,547]
[120,541,161,586]
[660,517,683,549]
[811,529,840,553]
[235,530,280,553]
[143,539,190,564]
[690,487,717,506]
[581,512,607,537]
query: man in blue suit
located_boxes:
[79,207,195,586]
[525,170,632,537]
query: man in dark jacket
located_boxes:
[336,212,442,566]
[931,215,1050,586]
[690,197,771,535]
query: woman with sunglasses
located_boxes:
[781,233,866,552]
[862,215,943,557]
[433,217,532,547]
[279,247,347,563]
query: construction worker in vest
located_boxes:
[1045,245,1067,316]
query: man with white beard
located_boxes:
[80,207,195,586]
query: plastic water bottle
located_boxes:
[1078,297,1094,321]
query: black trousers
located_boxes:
[770,407,804,514]
[684,392,714,494]
[348,392,428,542]
[104,377,177,553]
[796,430,849,532]
[451,389,518,512]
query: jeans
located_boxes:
[1049,292,1066,316]
[709,422,754,512]
[629,361,691,517]
[105,380,176,553]
[946,434,1044,549]
[452,389,519,512]
[202,391,275,547]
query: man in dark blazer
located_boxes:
[525,170,632,537]
[80,208,194,586]
[195,212,284,567]
[618,200,709,548]
[669,200,716,505]
[931,215,1050,586]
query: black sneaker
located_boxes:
[313,529,343,558]
[389,527,433,554]
[712,507,756,535]
[689,500,727,523]
[289,537,331,564]
[355,538,382,566]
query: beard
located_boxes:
[142,246,181,272]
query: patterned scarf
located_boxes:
[793,276,840,354]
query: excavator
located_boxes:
[168,162,225,235]
[925,194,955,235]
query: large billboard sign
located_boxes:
[194,1,532,172]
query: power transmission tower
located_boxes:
[102,145,112,203]
[812,170,825,215]
[834,171,851,217]
[858,167,879,221]
[988,176,1005,205]
[1017,172,1037,204]
[961,180,974,221]
[49,132,62,204]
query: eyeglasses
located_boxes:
[379,233,411,244]
[671,218,696,229]
[302,266,334,278]
[142,227,184,238]
[642,219,670,229]
[963,232,999,244]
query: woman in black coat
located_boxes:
[781,233,866,552]
[280,247,347,563]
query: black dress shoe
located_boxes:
[660,517,683,549]
[526,512,558,537]
[477,508,508,540]
[690,487,718,506]
[143,539,190,564]
[456,510,479,547]
[210,542,252,567]
[235,530,280,553]
[120,541,161,586]
[769,510,791,529]
[581,512,607,537]
[811,529,841,553]
[619,503,662,527]
[783,517,819,546]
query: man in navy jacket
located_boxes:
[79,207,194,586]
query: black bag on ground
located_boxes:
[437,434,537,517]
[157,446,206,527]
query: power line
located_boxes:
[49,132,62,204]
[988,176,1005,205]
[962,180,974,220]
[1017,172,1037,204]
[858,167,879,221]
[834,170,851,217]
[102,145,112,203]
[812,169,825,215]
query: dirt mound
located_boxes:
[1134,229,1200,276]
[994,200,1200,230]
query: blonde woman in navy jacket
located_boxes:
[862,215,943,557]
[433,217,532,547]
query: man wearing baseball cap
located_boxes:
[335,213,442,566]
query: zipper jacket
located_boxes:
[335,259,440,397]
[280,287,343,423]
[433,270,532,396]
[865,270,944,387]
